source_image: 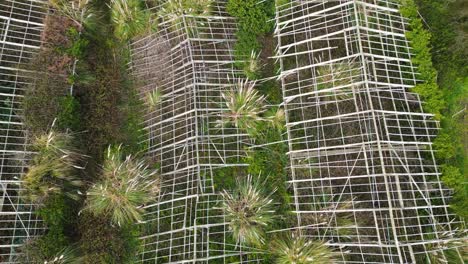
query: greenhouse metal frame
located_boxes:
[275,0,463,263]
[0,0,46,261]
[130,1,262,262]
[0,0,464,263]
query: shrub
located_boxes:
[227,0,274,78]
[217,79,266,134]
[110,0,154,41]
[400,0,445,119]
[226,0,272,34]
[84,145,160,226]
[21,130,83,204]
[78,213,137,264]
[270,233,338,264]
[219,175,276,246]
[15,239,81,264]
[433,132,457,160]
[57,95,81,131]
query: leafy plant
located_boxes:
[15,238,81,264]
[244,50,263,79]
[219,175,276,246]
[57,95,81,131]
[270,233,338,264]
[49,0,95,30]
[146,89,163,110]
[422,226,466,264]
[158,0,212,28]
[314,58,361,99]
[84,145,160,226]
[110,0,154,41]
[217,79,266,133]
[265,107,286,132]
[21,129,83,204]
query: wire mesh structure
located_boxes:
[0,0,46,261]
[130,1,263,263]
[275,0,463,263]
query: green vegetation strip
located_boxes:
[400,0,467,220]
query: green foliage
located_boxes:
[401,0,467,221]
[226,0,272,34]
[219,175,276,246]
[21,130,83,204]
[79,213,139,264]
[217,79,266,134]
[65,27,89,58]
[270,233,338,264]
[57,95,81,131]
[400,0,445,119]
[227,0,274,78]
[84,145,160,226]
[49,0,95,30]
[15,239,81,264]
[146,89,162,111]
[433,132,457,160]
[110,0,154,41]
[159,0,212,28]
[441,165,464,191]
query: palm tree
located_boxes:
[219,175,276,246]
[109,0,154,41]
[270,233,338,264]
[83,145,160,226]
[218,79,266,133]
[21,130,83,204]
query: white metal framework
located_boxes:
[130,1,262,263]
[0,0,46,261]
[276,0,463,263]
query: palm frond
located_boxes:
[244,50,262,79]
[314,57,361,100]
[110,0,155,41]
[217,79,266,133]
[43,247,82,264]
[423,226,467,264]
[15,239,82,264]
[84,145,160,226]
[158,0,213,28]
[219,175,276,246]
[266,107,286,131]
[146,89,163,110]
[270,233,338,264]
[21,130,84,204]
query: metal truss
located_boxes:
[130,1,262,262]
[0,0,46,262]
[275,0,464,263]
